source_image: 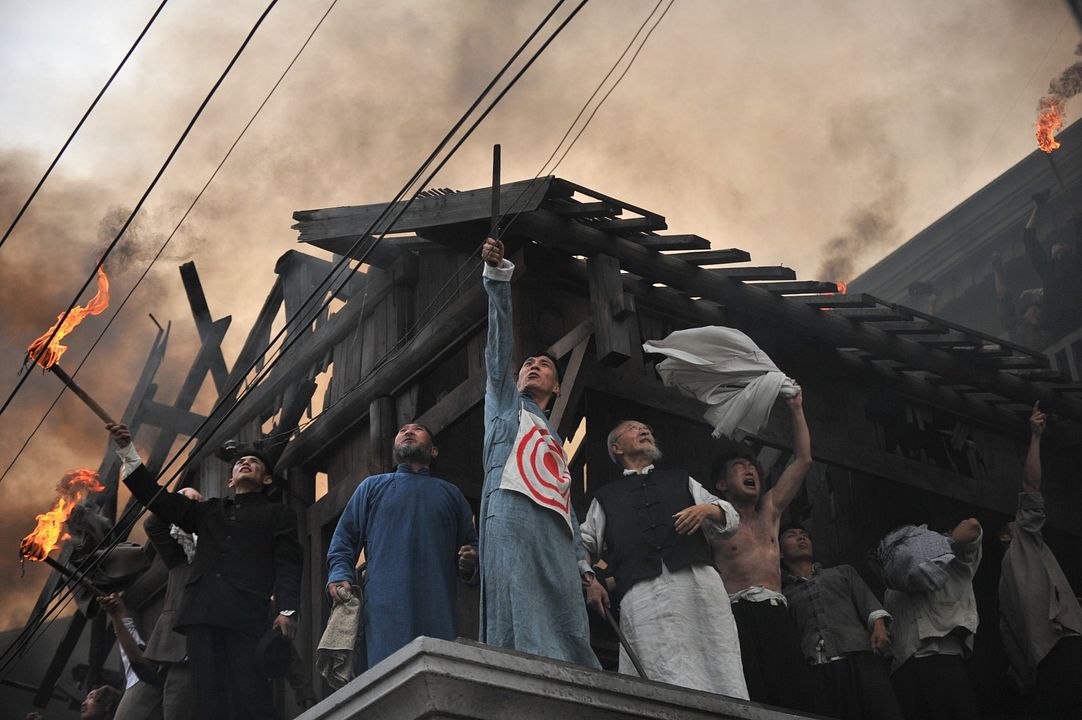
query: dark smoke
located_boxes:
[816,191,903,281]
[96,203,206,274]
[1047,42,1082,101]
[816,104,906,282]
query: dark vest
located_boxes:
[593,468,712,605]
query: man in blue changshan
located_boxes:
[477,236,599,668]
[326,423,479,670]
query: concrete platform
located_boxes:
[298,637,818,720]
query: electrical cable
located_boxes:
[236,0,675,449]
[0,0,170,252]
[0,0,280,423]
[0,0,341,489]
[1,0,588,675]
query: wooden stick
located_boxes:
[603,607,649,680]
[490,144,501,236]
[41,555,106,596]
[48,363,115,424]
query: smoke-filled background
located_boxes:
[0,0,1078,631]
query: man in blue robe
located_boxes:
[326,422,478,670]
[478,237,599,668]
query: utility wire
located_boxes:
[0,0,341,489]
[1,0,587,674]
[0,0,280,423]
[296,0,675,449]
[0,0,170,253]
[217,0,674,450]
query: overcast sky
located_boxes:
[0,0,1078,630]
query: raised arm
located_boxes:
[109,422,200,531]
[766,390,812,515]
[482,237,518,422]
[1024,192,1050,280]
[1024,401,1044,494]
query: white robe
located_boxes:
[643,326,799,438]
[581,468,749,699]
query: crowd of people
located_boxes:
[34,237,1081,720]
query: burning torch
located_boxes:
[24,267,116,424]
[20,469,107,596]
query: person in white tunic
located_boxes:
[581,420,749,698]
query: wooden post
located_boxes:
[587,253,632,367]
[369,396,397,475]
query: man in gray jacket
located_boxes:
[999,402,1082,719]
[143,502,199,720]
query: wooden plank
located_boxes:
[587,253,632,366]
[709,266,796,281]
[140,399,209,438]
[664,248,751,265]
[551,338,593,440]
[223,275,284,397]
[790,293,876,308]
[629,234,711,251]
[414,375,485,437]
[870,321,948,334]
[294,177,561,252]
[751,280,840,295]
[179,262,231,394]
[146,316,230,472]
[907,333,983,347]
[588,216,667,233]
[368,396,398,475]
[544,318,593,361]
[33,612,88,707]
[990,355,1052,370]
[832,307,912,322]
[551,201,622,218]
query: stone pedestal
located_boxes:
[298,637,816,720]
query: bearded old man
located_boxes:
[478,237,599,667]
[582,420,748,698]
[326,423,479,671]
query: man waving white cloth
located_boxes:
[643,326,799,439]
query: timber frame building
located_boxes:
[16,175,1082,718]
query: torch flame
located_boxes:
[26,267,110,369]
[1036,95,1065,153]
[20,469,104,561]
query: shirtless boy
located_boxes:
[711,390,816,712]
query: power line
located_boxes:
[0,0,170,253]
[294,0,677,450]
[0,0,280,423]
[1,0,589,675]
[0,0,341,488]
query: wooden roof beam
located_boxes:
[588,216,668,233]
[551,201,622,219]
[511,209,1082,423]
[708,266,796,281]
[751,280,840,295]
[664,248,750,265]
[629,234,710,251]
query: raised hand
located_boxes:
[481,237,504,267]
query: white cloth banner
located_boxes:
[643,326,799,438]
[499,408,575,533]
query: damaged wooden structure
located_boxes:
[283,176,1082,716]
[19,176,1082,717]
